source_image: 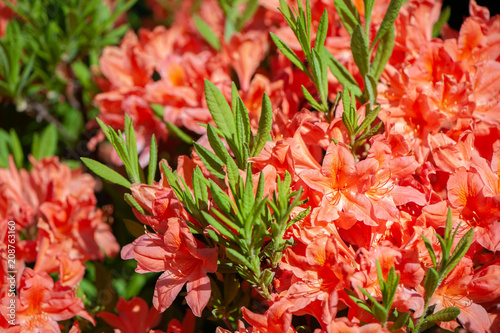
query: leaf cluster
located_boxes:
[83,79,310,300]
[340,88,382,157]
[271,0,332,114]
[1,0,135,148]
[347,208,473,331]
[163,80,309,299]
[0,124,58,168]
[414,208,473,332]
[273,0,403,150]
[81,115,159,189]
[347,261,403,329]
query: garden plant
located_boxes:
[0,0,499,332]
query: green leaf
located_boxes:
[126,273,149,300]
[204,79,235,138]
[270,33,307,73]
[371,0,403,48]
[209,180,232,216]
[125,115,143,183]
[372,300,388,324]
[8,129,23,169]
[17,54,35,97]
[34,124,58,159]
[359,287,380,307]
[364,0,375,33]
[356,105,380,136]
[376,260,386,298]
[160,163,184,203]
[81,158,132,188]
[166,121,193,144]
[423,267,439,300]
[440,228,473,278]
[193,166,209,207]
[363,73,377,106]
[295,14,311,60]
[251,93,273,157]
[147,134,157,185]
[194,15,221,51]
[302,85,323,111]
[444,207,454,251]
[202,211,239,243]
[351,25,370,77]
[324,49,362,96]
[194,142,226,180]
[211,208,242,233]
[71,61,92,89]
[341,88,355,132]
[124,193,146,215]
[356,121,382,142]
[123,218,145,238]
[0,130,10,168]
[231,82,239,112]
[385,268,399,310]
[370,25,395,81]
[206,124,233,167]
[424,307,460,323]
[311,48,328,107]
[234,97,251,162]
[241,167,254,217]
[432,6,450,38]
[390,311,409,331]
[422,234,437,269]
[278,0,296,29]
[225,155,240,195]
[314,9,328,51]
[224,17,237,42]
[333,0,361,35]
[226,247,253,270]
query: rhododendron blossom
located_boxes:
[122,218,218,317]
[3,0,500,332]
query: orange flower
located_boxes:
[429,258,492,333]
[299,142,379,227]
[122,218,218,316]
[98,297,161,332]
[15,268,95,331]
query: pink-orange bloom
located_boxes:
[122,218,218,316]
[15,268,95,331]
[299,142,379,227]
[429,258,491,333]
[97,297,161,332]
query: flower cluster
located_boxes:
[0,0,494,332]
[93,0,500,332]
[0,156,119,331]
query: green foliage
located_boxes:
[194,14,222,51]
[1,0,135,150]
[347,261,400,326]
[340,87,382,158]
[273,0,404,154]
[272,1,330,113]
[83,115,155,187]
[347,208,472,331]
[81,158,132,189]
[159,81,309,299]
